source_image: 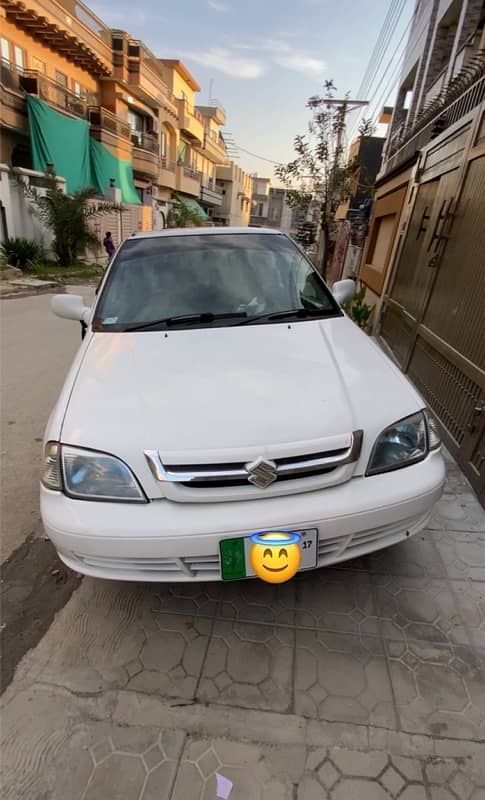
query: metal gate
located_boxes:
[380,104,485,504]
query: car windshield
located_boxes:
[93,232,340,331]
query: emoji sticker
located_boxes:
[249,531,301,583]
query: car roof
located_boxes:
[127,227,284,240]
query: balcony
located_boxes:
[200,182,223,207]
[176,164,201,197]
[125,43,177,116]
[177,99,204,145]
[382,54,485,177]
[159,157,176,191]
[131,131,160,181]
[196,103,226,127]
[88,106,131,158]
[199,129,227,164]
[0,59,28,131]
[21,69,95,117]
[1,0,112,76]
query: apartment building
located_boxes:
[359,0,485,500]
[0,0,228,236]
[213,162,253,226]
[249,176,271,225]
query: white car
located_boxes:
[41,228,445,582]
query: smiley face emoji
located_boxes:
[249,531,301,583]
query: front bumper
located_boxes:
[41,450,445,581]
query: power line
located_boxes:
[347,0,409,142]
[363,14,412,125]
[347,0,402,134]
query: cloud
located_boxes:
[272,53,326,75]
[208,0,229,10]
[229,38,326,76]
[186,48,265,78]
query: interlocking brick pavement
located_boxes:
[2,454,485,798]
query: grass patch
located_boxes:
[28,261,105,284]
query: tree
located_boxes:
[21,171,120,265]
[358,118,377,137]
[167,194,206,228]
[275,80,358,277]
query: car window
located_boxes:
[93,233,340,330]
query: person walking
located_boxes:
[103,231,116,265]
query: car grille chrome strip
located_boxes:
[144,430,363,486]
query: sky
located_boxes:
[89,0,414,179]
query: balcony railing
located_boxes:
[1,59,23,91]
[183,165,202,181]
[131,131,159,154]
[88,106,131,139]
[161,157,176,171]
[20,69,97,118]
[383,52,485,175]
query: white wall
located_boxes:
[0,165,66,248]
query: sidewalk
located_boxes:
[2,449,485,799]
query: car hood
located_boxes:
[58,317,423,493]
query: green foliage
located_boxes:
[0,237,44,270]
[358,118,377,137]
[343,284,375,331]
[167,195,205,228]
[21,171,120,266]
[275,80,359,275]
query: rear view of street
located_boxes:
[1,286,485,798]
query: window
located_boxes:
[14,45,24,70]
[55,70,67,87]
[1,38,10,64]
[31,56,46,73]
[73,80,81,96]
[160,130,167,159]
[93,233,339,331]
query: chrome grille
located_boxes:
[145,430,363,489]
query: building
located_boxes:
[359,0,485,501]
[213,162,253,226]
[249,176,271,225]
[249,181,304,234]
[329,134,385,283]
[0,0,229,239]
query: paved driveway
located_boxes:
[2,450,485,799]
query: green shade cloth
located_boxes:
[89,138,140,205]
[27,95,92,191]
[178,195,208,220]
[26,95,140,204]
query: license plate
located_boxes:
[219,528,318,580]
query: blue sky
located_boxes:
[90,0,413,178]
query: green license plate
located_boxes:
[219,529,318,580]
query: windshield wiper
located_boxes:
[237,307,334,325]
[123,311,248,332]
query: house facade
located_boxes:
[0,0,230,239]
[360,0,485,502]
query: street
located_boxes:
[1,286,95,562]
[1,289,485,799]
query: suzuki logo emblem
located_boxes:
[245,456,277,489]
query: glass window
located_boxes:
[160,130,167,159]
[93,233,339,331]
[72,80,81,96]
[14,46,24,70]
[1,38,10,63]
[55,70,67,86]
[31,56,46,73]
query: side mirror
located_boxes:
[51,294,90,324]
[332,279,356,306]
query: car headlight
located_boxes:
[367,410,440,476]
[42,442,147,503]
